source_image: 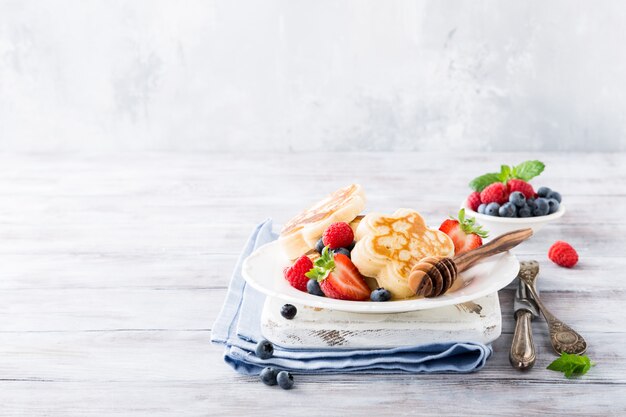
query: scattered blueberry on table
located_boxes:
[280,304,297,320]
[260,367,278,386]
[277,371,294,390]
[255,339,274,359]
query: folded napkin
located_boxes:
[211,220,493,375]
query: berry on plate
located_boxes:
[537,186,551,198]
[498,202,517,218]
[533,198,550,216]
[508,190,526,207]
[480,182,509,205]
[485,202,500,216]
[477,203,487,214]
[370,288,391,302]
[466,191,482,211]
[283,255,313,292]
[548,241,579,268]
[507,179,535,200]
[322,222,354,249]
[333,247,351,258]
[547,190,562,203]
[306,279,325,296]
[439,209,489,255]
[305,247,370,301]
[315,238,325,254]
[547,198,560,214]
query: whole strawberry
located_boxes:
[283,255,313,291]
[439,209,489,255]
[322,222,354,249]
[480,182,509,205]
[466,191,482,212]
[548,241,578,268]
[507,179,535,200]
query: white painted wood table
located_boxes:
[0,152,624,416]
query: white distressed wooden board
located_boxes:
[261,293,501,348]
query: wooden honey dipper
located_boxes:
[408,228,533,298]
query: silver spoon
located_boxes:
[517,260,587,355]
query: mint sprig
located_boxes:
[469,160,545,192]
[454,208,489,238]
[305,246,335,281]
[547,353,594,378]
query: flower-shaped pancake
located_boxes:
[351,209,454,299]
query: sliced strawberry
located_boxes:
[306,248,370,301]
[439,209,488,255]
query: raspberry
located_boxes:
[283,255,313,291]
[480,183,509,205]
[466,191,482,212]
[507,179,535,199]
[322,222,354,249]
[548,241,579,268]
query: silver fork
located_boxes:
[517,260,588,355]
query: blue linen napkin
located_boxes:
[211,219,493,375]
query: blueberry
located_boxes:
[537,186,552,198]
[333,247,351,258]
[526,198,537,210]
[477,203,487,214]
[280,304,297,320]
[255,339,274,360]
[276,371,294,390]
[546,190,562,203]
[518,205,532,218]
[509,191,526,207]
[306,279,325,296]
[315,238,325,254]
[370,288,392,302]
[346,241,356,251]
[533,198,550,216]
[260,367,278,386]
[485,202,500,216]
[547,198,560,214]
[498,202,517,217]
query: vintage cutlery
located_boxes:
[518,260,588,355]
[408,228,533,297]
[509,267,540,370]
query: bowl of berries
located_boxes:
[461,160,565,238]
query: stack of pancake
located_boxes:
[278,185,455,300]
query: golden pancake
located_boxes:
[278,184,366,260]
[351,208,454,299]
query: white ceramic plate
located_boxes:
[242,241,520,313]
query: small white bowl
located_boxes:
[460,201,566,239]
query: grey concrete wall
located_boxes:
[1,0,625,152]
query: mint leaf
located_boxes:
[499,165,512,182]
[305,246,335,281]
[513,160,545,181]
[547,353,594,378]
[469,173,502,192]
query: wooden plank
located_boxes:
[0,330,621,383]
